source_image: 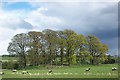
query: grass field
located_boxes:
[2,64,118,78]
[1,56,18,62]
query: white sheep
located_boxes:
[85,68,90,71]
[48,69,52,73]
[12,69,17,72]
[0,72,4,75]
[112,67,117,71]
[22,71,29,74]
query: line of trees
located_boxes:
[7,29,108,68]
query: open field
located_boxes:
[2,64,118,78]
[1,56,18,62]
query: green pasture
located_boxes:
[2,64,118,78]
[1,57,18,62]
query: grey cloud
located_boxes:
[41,2,117,32]
[0,11,33,30]
[17,19,33,29]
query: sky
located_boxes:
[0,0,119,55]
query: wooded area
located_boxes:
[7,29,109,69]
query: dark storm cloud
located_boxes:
[91,28,118,40]
[118,2,120,37]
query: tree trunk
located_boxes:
[60,46,63,65]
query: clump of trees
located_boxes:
[7,29,109,68]
[2,61,19,69]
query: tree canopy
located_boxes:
[7,29,109,68]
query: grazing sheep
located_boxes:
[12,69,17,72]
[22,71,29,74]
[0,72,4,75]
[85,68,90,71]
[48,69,52,73]
[112,67,117,71]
